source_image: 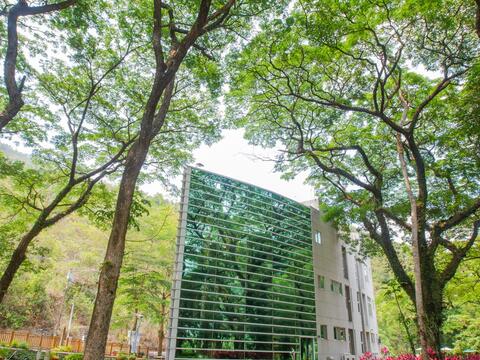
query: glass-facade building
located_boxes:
[167,167,379,360]
[167,167,317,359]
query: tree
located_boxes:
[228,0,479,356]
[442,244,480,353]
[0,0,77,133]
[0,0,223,306]
[0,0,140,304]
[114,196,177,356]
[83,1,287,358]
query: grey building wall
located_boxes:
[307,200,379,360]
[166,167,192,360]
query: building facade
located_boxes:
[166,167,379,360]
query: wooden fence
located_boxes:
[0,330,154,357]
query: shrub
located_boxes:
[51,346,73,353]
[359,352,480,360]
[116,353,136,360]
[9,341,29,350]
[3,349,35,360]
[0,348,11,359]
[64,354,83,360]
[50,345,74,360]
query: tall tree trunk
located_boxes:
[0,219,45,303]
[83,140,151,360]
[396,132,430,359]
[158,321,165,356]
[83,73,175,359]
[82,1,230,357]
[158,293,168,356]
[422,268,444,357]
[476,0,480,39]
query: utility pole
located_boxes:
[54,270,74,338]
[66,302,75,341]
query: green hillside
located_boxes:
[0,145,177,348]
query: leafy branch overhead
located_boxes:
[228,0,479,354]
[0,0,77,132]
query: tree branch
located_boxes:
[0,0,77,132]
[440,220,480,285]
[363,214,415,301]
[305,148,379,196]
[433,198,480,234]
[203,0,235,33]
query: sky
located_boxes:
[5,127,315,204]
[142,129,316,203]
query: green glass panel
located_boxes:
[174,168,316,359]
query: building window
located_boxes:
[315,231,322,244]
[342,246,349,279]
[334,327,346,341]
[362,293,369,326]
[331,280,343,295]
[363,264,369,282]
[357,291,361,312]
[367,297,373,317]
[360,331,366,353]
[174,167,318,357]
[348,328,356,355]
[345,285,352,321]
[320,325,328,339]
[318,275,325,289]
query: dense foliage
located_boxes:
[373,248,480,354]
[0,147,177,348]
[228,0,479,354]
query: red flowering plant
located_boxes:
[359,350,479,360]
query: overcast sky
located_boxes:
[142,129,316,203]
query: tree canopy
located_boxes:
[228,0,479,354]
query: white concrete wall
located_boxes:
[307,201,379,360]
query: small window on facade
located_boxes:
[334,327,346,341]
[345,285,353,321]
[342,246,349,279]
[366,331,371,351]
[320,325,328,339]
[331,280,343,295]
[357,291,361,312]
[315,231,322,244]
[362,293,369,326]
[367,297,373,317]
[318,275,325,289]
[364,265,369,282]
